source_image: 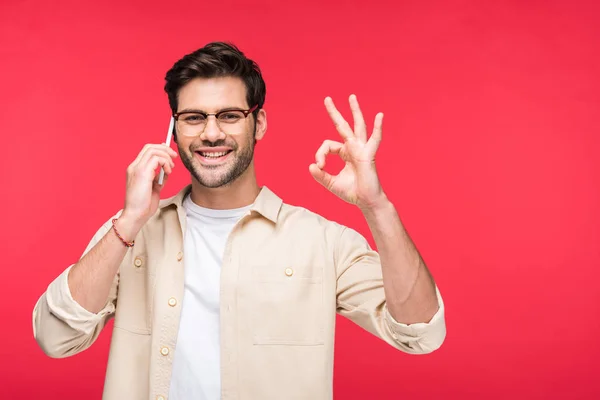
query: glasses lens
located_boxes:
[178,112,205,137]
[218,111,247,134]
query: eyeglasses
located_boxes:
[173,105,258,137]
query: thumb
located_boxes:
[309,163,334,189]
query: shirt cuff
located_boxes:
[45,265,115,335]
[383,285,446,353]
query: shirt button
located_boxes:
[160,346,169,356]
[168,297,177,307]
[285,267,294,277]
[134,257,143,267]
[177,251,183,261]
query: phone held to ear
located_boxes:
[158,116,175,185]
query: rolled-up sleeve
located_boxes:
[45,264,116,333]
[32,217,119,358]
[335,225,446,355]
[382,285,446,354]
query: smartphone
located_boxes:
[158,116,175,185]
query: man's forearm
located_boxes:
[361,196,439,325]
[68,216,141,313]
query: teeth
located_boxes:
[200,151,228,158]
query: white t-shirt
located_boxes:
[168,195,251,400]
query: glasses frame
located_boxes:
[173,104,259,136]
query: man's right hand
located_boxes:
[56,143,177,316]
[119,143,178,236]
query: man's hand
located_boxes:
[309,94,386,210]
[121,143,178,231]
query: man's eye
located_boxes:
[219,112,243,121]
[184,114,205,123]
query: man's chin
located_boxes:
[192,170,234,189]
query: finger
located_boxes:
[309,163,335,190]
[138,148,176,171]
[153,171,169,190]
[138,153,175,180]
[349,94,367,143]
[324,97,354,141]
[153,162,171,187]
[152,143,178,161]
[164,144,178,158]
[315,140,343,169]
[132,153,173,184]
[132,144,177,168]
[367,112,384,152]
[145,155,173,179]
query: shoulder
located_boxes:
[276,201,374,263]
[276,201,348,239]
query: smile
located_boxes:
[195,150,233,164]
[199,151,229,158]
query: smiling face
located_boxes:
[175,76,266,188]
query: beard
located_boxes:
[177,127,256,189]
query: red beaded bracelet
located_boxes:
[112,218,135,247]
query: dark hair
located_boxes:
[164,42,266,118]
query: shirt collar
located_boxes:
[159,184,283,224]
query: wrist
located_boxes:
[358,193,391,215]
[113,213,144,242]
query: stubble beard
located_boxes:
[178,127,256,189]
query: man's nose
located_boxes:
[201,116,226,142]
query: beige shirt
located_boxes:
[32,185,446,400]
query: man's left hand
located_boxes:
[310,94,386,210]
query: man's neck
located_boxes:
[189,164,260,210]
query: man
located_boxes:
[33,42,446,400]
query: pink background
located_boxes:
[1,0,599,398]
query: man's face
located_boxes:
[175,76,266,188]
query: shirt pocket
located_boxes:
[250,264,324,346]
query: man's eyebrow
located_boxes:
[177,106,247,114]
[177,108,204,114]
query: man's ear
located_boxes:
[254,109,267,141]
